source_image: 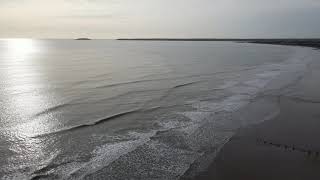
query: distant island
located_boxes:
[75,38,91,40]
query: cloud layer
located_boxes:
[0,0,319,38]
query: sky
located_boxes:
[0,0,320,39]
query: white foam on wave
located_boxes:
[177,112,211,135]
[191,94,251,113]
[67,132,155,179]
[257,71,281,78]
[217,80,238,89]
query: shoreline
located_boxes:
[117,40,320,179]
[191,44,320,179]
[117,39,320,179]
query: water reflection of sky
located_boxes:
[1,39,52,135]
[0,39,56,174]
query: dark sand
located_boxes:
[193,44,320,180]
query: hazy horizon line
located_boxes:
[1,37,320,40]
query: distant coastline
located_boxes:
[75,38,91,40]
[117,38,320,49]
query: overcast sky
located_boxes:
[1,0,320,38]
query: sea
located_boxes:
[0,39,319,179]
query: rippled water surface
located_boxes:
[0,39,316,179]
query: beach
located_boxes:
[193,42,320,180]
[1,39,320,179]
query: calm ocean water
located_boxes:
[0,39,316,179]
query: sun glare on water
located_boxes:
[0,38,54,167]
[6,38,37,59]
[2,39,53,137]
